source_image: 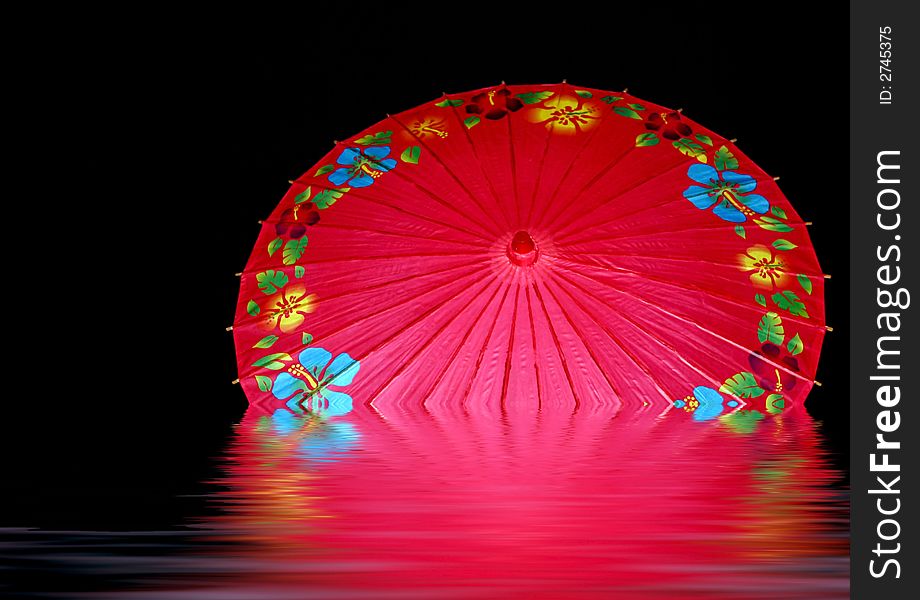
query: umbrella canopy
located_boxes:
[232,83,826,421]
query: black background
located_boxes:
[3,5,847,533]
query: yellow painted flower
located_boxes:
[529,94,600,134]
[738,244,788,290]
[408,117,448,139]
[262,286,317,333]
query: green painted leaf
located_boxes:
[294,265,305,278]
[787,333,804,355]
[354,131,392,145]
[673,138,707,162]
[695,133,713,146]
[613,106,642,119]
[302,332,313,345]
[516,91,554,104]
[627,103,645,110]
[714,145,739,170]
[754,294,766,307]
[294,187,312,204]
[719,372,766,398]
[765,393,785,413]
[267,237,283,256]
[757,311,785,345]
[256,270,289,294]
[754,216,794,232]
[252,352,293,370]
[253,335,279,349]
[282,237,308,265]
[772,239,797,250]
[735,225,746,238]
[246,299,260,316]
[434,98,463,107]
[400,146,421,164]
[255,375,273,392]
[797,273,813,295]
[635,132,659,147]
[314,164,335,176]
[772,290,809,317]
[313,187,349,209]
[463,116,480,129]
[575,90,593,98]
[771,206,788,219]
[601,95,622,104]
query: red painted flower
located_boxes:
[748,343,800,394]
[465,89,523,120]
[644,111,692,140]
[276,203,320,239]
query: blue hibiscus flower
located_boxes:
[682,164,769,223]
[272,347,361,417]
[328,146,397,188]
[268,409,361,462]
[673,385,734,421]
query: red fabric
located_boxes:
[233,84,826,417]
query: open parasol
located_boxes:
[231,83,827,422]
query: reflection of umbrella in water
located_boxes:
[231,83,828,420]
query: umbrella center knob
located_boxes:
[508,231,538,267]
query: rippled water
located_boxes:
[2,404,848,598]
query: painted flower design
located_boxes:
[275,205,320,239]
[267,409,361,460]
[683,164,769,223]
[465,89,523,120]
[272,348,361,417]
[738,244,788,290]
[329,146,397,188]
[408,117,448,139]
[673,385,735,421]
[748,343,800,396]
[262,285,317,333]
[644,111,692,140]
[529,94,600,133]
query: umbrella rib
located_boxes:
[531,279,582,412]
[524,284,543,411]
[549,270,723,399]
[526,126,554,229]
[243,262,488,350]
[460,280,513,408]
[529,118,606,232]
[442,102,516,232]
[381,165,504,240]
[559,218,813,249]
[315,222,491,249]
[539,276,627,403]
[534,134,647,233]
[506,114,522,227]
[499,284,522,412]
[284,181,495,242]
[389,115,508,236]
[418,278,506,408]
[360,273,501,409]
[553,261,815,386]
[549,156,695,241]
[568,249,825,280]
[556,254,824,332]
[234,258,487,329]
[551,268,747,394]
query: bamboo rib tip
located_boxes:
[730,138,738,143]
[622,88,628,93]
[257,220,263,224]
[234,272,242,277]
[826,326,834,332]
[824,274,832,279]
[805,221,814,226]
[333,139,340,144]
[501,80,506,85]
[288,179,294,184]
[814,380,823,387]
[773,176,781,181]
[231,379,240,385]
[225,326,233,332]
[677,108,684,113]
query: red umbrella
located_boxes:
[231,83,827,421]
